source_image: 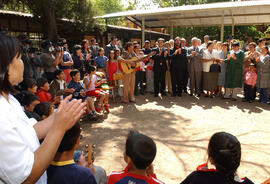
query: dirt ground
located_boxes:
[80,93,270,184]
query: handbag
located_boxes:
[209,61,221,72]
[113,60,123,80]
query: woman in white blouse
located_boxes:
[0,34,86,183]
[202,41,221,98]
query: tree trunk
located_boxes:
[40,0,58,41]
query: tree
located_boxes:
[1,0,95,41]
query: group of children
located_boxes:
[46,121,258,184]
[16,65,111,122]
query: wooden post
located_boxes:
[231,12,235,37]
[141,16,145,48]
[170,24,174,39]
[220,10,224,42]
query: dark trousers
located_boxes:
[259,88,269,103]
[189,71,202,95]
[171,68,186,95]
[134,71,145,94]
[154,70,166,95]
[244,83,256,101]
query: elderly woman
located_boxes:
[202,41,220,98]
[0,34,85,184]
[255,46,270,103]
[223,42,245,100]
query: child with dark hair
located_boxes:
[22,78,38,94]
[36,77,60,104]
[84,66,110,113]
[21,91,41,120]
[107,130,164,184]
[68,69,99,120]
[243,64,257,103]
[180,132,254,184]
[49,69,74,100]
[33,102,54,120]
[47,123,97,184]
[94,48,108,73]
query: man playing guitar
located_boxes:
[119,42,137,103]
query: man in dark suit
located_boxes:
[152,38,168,97]
[105,36,118,58]
[170,37,189,97]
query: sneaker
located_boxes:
[95,105,102,113]
[88,113,99,121]
[104,104,110,113]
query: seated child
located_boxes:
[84,66,109,113]
[68,69,99,120]
[22,78,38,94]
[243,63,257,103]
[107,130,164,184]
[22,91,41,121]
[73,150,108,184]
[33,102,54,120]
[94,48,108,73]
[49,69,74,100]
[47,123,97,184]
[36,77,60,105]
[180,132,254,184]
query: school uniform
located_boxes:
[107,166,164,184]
[47,160,97,184]
[181,163,254,184]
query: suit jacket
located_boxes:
[152,47,168,72]
[169,46,188,72]
[105,43,118,58]
[187,46,203,72]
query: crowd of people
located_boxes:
[13,34,270,124]
[0,32,270,184]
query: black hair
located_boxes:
[114,48,121,60]
[36,77,49,88]
[22,78,37,91]
[97,48,104,56]
[22,91,40,106]
[54,69,63,79]
[34,102,52,118]
[70,69,80,78]
[262,46,270,55]
[207,41,213,48]
[111,36,117,42]
[41,40,52,50]
[125,130,157,170]
[57,123,81,153]
[208,132,241,184]
[124,42,133,50]
[81,39,89,50]
[232,41,240,47]
[258,38,266,43]
[73,44,82,55]
[88,65,96,73]
[0,34,23,94]
[108,50,115,61]
[27,47,36,54]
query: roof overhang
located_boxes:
[94,0,270,28]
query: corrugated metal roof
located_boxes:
[0,9,33,17]
[95,0,270,28]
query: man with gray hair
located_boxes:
[187,37,203,97]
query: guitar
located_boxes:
[121,51,156,74]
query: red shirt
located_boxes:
[107,166,164,184]
[36,89,52,102]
